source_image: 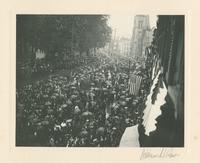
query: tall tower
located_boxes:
[130,15,152,60]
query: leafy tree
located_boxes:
[17,15,112,68]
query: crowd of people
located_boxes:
[32,59,53,76]
[16,54,153,147]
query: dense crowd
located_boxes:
[32,59,53,75]
[16,55,152,147]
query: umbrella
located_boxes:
[89,124,94,129]
[60,94,64,98]
[66,100,72,106]
[51,96,56,100]
[125,97,131,102]
[133,100,138,104]
[81,111,93,117]
[124,107,128,110]
[71,82,76,86]
[66,119,72,123]
[121,101,127,106]
[47,109,54,114]
[94,87,99,91]
[71,86,76,90]
[102,88,108,91]
[80,130,88,137]
[54,93,59,97]
[36,122,43,130]
[112,127,117,130]
[37,122,42,126]
[74,99,81,104]
[96,127,105,135]
[120,95,126,99]
[121,91,126,94]
[62,104,67,109]
[136,96,140,100]
[114,104,119,110]
[120,84,125,87]
[111,91,116,94]
[71,94,77,99]
[43,94,48,98]
[73,90,79,95]
[114,116,119,119]
[45,101,51,106]
[30,117,39,123]
[17,103,24,110]
[41,120,49,125]
[90,91,95,96]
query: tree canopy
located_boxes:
[17,15,112,63]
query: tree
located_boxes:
[17,15,112,68]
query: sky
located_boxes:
[107,14,158,39]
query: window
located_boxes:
[138,21,143,28]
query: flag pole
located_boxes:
[129,60,130,78]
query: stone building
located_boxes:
[138,15,184,147]
[130,15,153,60]
[118,37,131,56]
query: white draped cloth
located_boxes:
[142,70,167,136]
[119,125,140,147]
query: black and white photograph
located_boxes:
[16,14,184,147]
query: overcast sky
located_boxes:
[107,15,158,39]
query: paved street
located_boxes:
[16,53,150,146]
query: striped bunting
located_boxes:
[129,73,142,95]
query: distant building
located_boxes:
[112,37,120,55]
[107,37,131,56]
[118,37,131,56]
[130,15,153,60]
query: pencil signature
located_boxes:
[140,148,179,160]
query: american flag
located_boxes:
[129,73,142,95]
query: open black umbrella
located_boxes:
[66,119,73,123]
[51,96,56,100]
[45,101,51,106]
[61,104,67,109]
[96,127,105,136]
[80,130,88,137]
[121,101,127,106]
[66,100,73,106]
[120,95,126,99]
[47,109,54,114]
[114,115,119,119]
[41,120,49,125]
[71,94,78,100]
[81,111,93,117]
[71,86,76,90]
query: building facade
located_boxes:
[130,15,153,60]
[118,37,131,56]
[138,15,184,147]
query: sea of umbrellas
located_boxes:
[16,55,152,147]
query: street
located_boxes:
[16,53,150,147]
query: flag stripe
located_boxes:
[129,74,142,95]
